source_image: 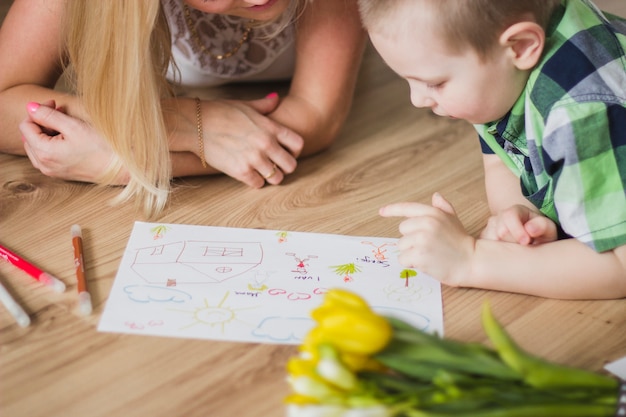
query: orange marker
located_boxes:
[71,225,92,315]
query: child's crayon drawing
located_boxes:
[98,221,444,344]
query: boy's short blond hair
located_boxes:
[358,0,561,59]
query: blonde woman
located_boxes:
[0,0,365,216]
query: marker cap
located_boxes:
[39,272,66,293]
[78,291,92,316]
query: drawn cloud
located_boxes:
[123,285,193,304]
[252,316,314,342]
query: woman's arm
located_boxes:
[0,0,119,183]
[270,0,367,156]
[0,0,78,154]
[166,0,367,183]
[4,0,365,186]
[1,1,296,185]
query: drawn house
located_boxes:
[131,241,263,284]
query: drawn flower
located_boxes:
[150,225,169,239]
[330,263,362,283]
[286,290,622,417]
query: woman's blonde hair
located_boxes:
[359,0,561,59]
[63,1,173,218]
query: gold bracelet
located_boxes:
[194,97,207,168]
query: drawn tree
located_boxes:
[330,263,362,283]
[399,269,418,287]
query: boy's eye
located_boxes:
[426,82,444,90]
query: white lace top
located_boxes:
[162,0,296,87]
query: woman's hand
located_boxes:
[20,94,305,188]
[192,94,304,187]
[19,100,128,184]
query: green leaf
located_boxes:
[481,301,619,390]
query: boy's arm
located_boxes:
[470,238,626,299]
[483,154,537,214]
[480,156,626,299]
[482,154,558,244]
[380,194,626,300]
[478,149,625,295]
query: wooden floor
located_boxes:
[1,1,625,417]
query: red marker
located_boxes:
[0,244,66,293]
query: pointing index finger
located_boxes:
[379,202,436,218]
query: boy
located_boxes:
[360,0,626,299]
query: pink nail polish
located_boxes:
[265,92,278,99]
[27,102,40,113]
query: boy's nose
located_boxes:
[411,94,436,109]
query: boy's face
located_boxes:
[369,12,526,125]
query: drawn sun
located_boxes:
[172,291,255,333]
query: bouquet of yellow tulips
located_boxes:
[285,289,624,417]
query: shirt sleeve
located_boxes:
[479,135,496,154]
[539,100,626,252]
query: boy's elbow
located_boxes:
[612,245,626,298]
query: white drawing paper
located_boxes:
[98,221,444,344]
[605,356,626,380]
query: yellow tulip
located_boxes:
[287,356,317,377]
[284,393,320,405]
[286,292,622,417]
[316,288,370,311]
[288,375,344,400]
[314,344,359,390]
[310,290,392,356]
[316,309,391,355]
[339,352,385,372]
[286,404,348,417]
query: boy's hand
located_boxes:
[379,193,475,287]
[480,205,558,245]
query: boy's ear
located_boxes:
[499,22,545,70]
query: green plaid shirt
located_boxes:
[476,0,626,252]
